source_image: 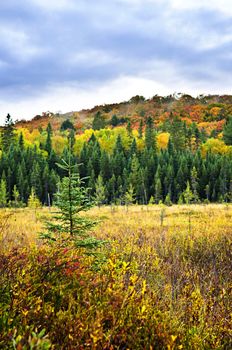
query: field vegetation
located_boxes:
[0,204,231,349]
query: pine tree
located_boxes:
[190,166,199,203]
[60,119,75,131]
[110,114,119,126]
[31,161,42,199]
[138,119,143,139]
[170,117,185,150]
[154,173,162,204]
[0,179,7,207]
[45,123,52,155]
[223,117,232,145]
[145,116,156,150]
[18,132,24,150]
[183,181,194,204]
[108,175,116,203]
[164,192,172,206]
[42,147,98,247]
[124,183,135,209]
[1,114,15,152]
[95,175,106,207]
[28,187,41,208]
[92,111,105,130]
[68,129,76,151]
[100,150,111,181]
[12,185,20,208]
[129,138,137,157]
[126,120,132,137]
[129,154,140,189]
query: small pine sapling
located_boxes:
[41,144,104,249]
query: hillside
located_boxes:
[15,93,232,135]
[0,92,231,207]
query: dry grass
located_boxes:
[1,204,231,249]
[0,204,231,349]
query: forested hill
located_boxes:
[0,93,232,207]
[16,93,232,134]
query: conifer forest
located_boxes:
[1,95,232,207]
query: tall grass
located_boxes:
[0,204,231,349]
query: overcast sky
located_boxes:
[0,0,231,123]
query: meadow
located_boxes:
[0,204,231,349]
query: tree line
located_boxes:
[0,114,231,207]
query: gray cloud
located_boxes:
[0,0,231,121]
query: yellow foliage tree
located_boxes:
[157,132,170,150]
[201,138,230,157]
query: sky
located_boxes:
[0,0,232,123]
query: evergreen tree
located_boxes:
[124,184,135,209]
[100,150,111,181]
[164,192,172,206]
[145,116,156,150]
[0,178,7,207]
[110,114,119,126]
[68,129,76,152]
[28,187,41,208]
[17,161,28,202]
[129,154,140,189]
[92,111,105,130]
[107,174,116,203]
[129,138,137,157]
[126,120,132,137]
[42,164,50,205]
[60,119,75,131]
[43,147,97,245]
[12,185,20,208]
[31,161,42,199]
[45,122,53,155]
[95,175,106,207]
[154,173,162,204]
[183,181,194,204]
[170,117,185,150]
[18,132,24,150]
[1,114,15,152]
[190,166,199,203]
[223,117,232,145]
[138,119,143,139]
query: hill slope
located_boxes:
[15,93,232,134]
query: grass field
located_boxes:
[0,204,231,349]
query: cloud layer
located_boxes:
[0,0,231,122]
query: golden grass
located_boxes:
[1,203,231,250]
[1,204,231,349]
